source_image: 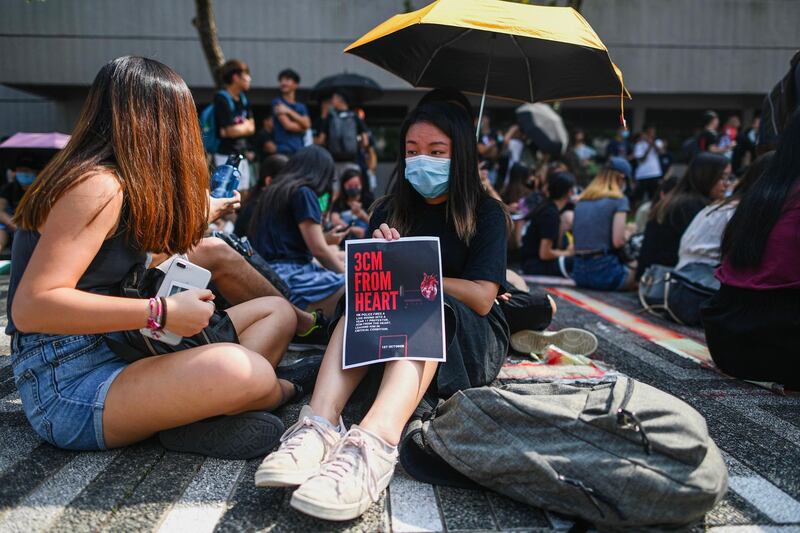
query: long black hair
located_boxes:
[501,162,531,205]
[722,109,800,269]
[248,145,334,238]
[651,152,728,224]
[377,101,496,243]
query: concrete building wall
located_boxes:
[0,0,797,138]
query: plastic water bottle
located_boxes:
[210,154,243,198]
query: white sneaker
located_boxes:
[290,425,398,521]
[511,327,598,357]
[254,405,343,487]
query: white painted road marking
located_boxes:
[389,470,444,533]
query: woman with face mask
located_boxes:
[330,168,374,239]
[254,102,512,521]
[0,157,39,254]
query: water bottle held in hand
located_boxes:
[210,154,243,198]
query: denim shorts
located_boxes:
[270,260,345,309]
[10,331,128,450]
[572,253,630,291]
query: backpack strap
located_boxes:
[217,90,238,112]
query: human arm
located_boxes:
[611,211,628,249]
[538,239,573,261]
[0,198,15,229]
[11,173,214,335]
[207,191,241,223]
[298,220,345,272]
[274,102,311,131]
[220,118,255,138]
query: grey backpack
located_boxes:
[401,376,728,531]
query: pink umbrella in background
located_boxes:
[0,132,70,150]
[0,132,70,170]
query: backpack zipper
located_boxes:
[558,475,625,521]
[615,378,652,455]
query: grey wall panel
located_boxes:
[0,0,797,94]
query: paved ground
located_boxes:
[1,274,799,533]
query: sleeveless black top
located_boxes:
[5,227,146,335]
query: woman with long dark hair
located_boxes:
[703,110,800,388]
[636,153,731,278]
[248,145,346,316]
[254,102,513,520]
[7,57,299,459]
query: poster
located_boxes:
[343,237,446,369]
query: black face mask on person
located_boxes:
[344,187,362,198]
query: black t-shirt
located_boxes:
[697,129,719,152]
[520,200,561,267]
[0,181,25,214]
[214,91,253,155]
[250,127,274,160]
[368,196,507,287]
[636,197,707,278]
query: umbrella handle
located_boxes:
[476,34,496,142]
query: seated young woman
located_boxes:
[253,101,516,521]
[247,146,347,317]
[6,56,305,460]
[329,168,373,240]
[676,152,771,270]
[636,153,731,278]
[571,158,636,291]
[519,171,575,278]
[703,110,800,389]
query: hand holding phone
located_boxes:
[163,289,215,337]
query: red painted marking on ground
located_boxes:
[548,287,713,365]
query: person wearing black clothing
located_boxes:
[255,101,515,520]
[316,90,369,191]
[697,110,724,154]
[0,156,39,254]
[636,153,730,278]
[214,59,255,191]
[520,171,575,277]
[251,116,277,162]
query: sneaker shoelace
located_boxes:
[318,433,379,501]
[276,416,339,462]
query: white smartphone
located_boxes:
[140,258,212,346]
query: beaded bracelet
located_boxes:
[147,297,163,337]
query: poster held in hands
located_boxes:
[343,237,446,369]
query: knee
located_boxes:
[210,345,278,406]
[191,237,237,274]
[255,296,297,330]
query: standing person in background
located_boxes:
[477,113,503,185]
[214,59,255,193]
[570,129,597,163]
[632,124,665,204]
[606,126,632,160]
[719,115,740,160]
[316,90,369,193]
[732,115,760,173]
[272,69,310,156]
[697,110,724,154]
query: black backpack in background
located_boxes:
[327,110,359,161]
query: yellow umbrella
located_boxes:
[345,0,629,135]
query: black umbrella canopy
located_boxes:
[310,73,384,104]
[347,25,624,104]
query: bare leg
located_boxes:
[309,320,369,423]
[0,231,9,254]
[188,237,315,333]
[103,297,296,448]
[506,269,528,292]
[305,286,345,318]
[359,359,439,445]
